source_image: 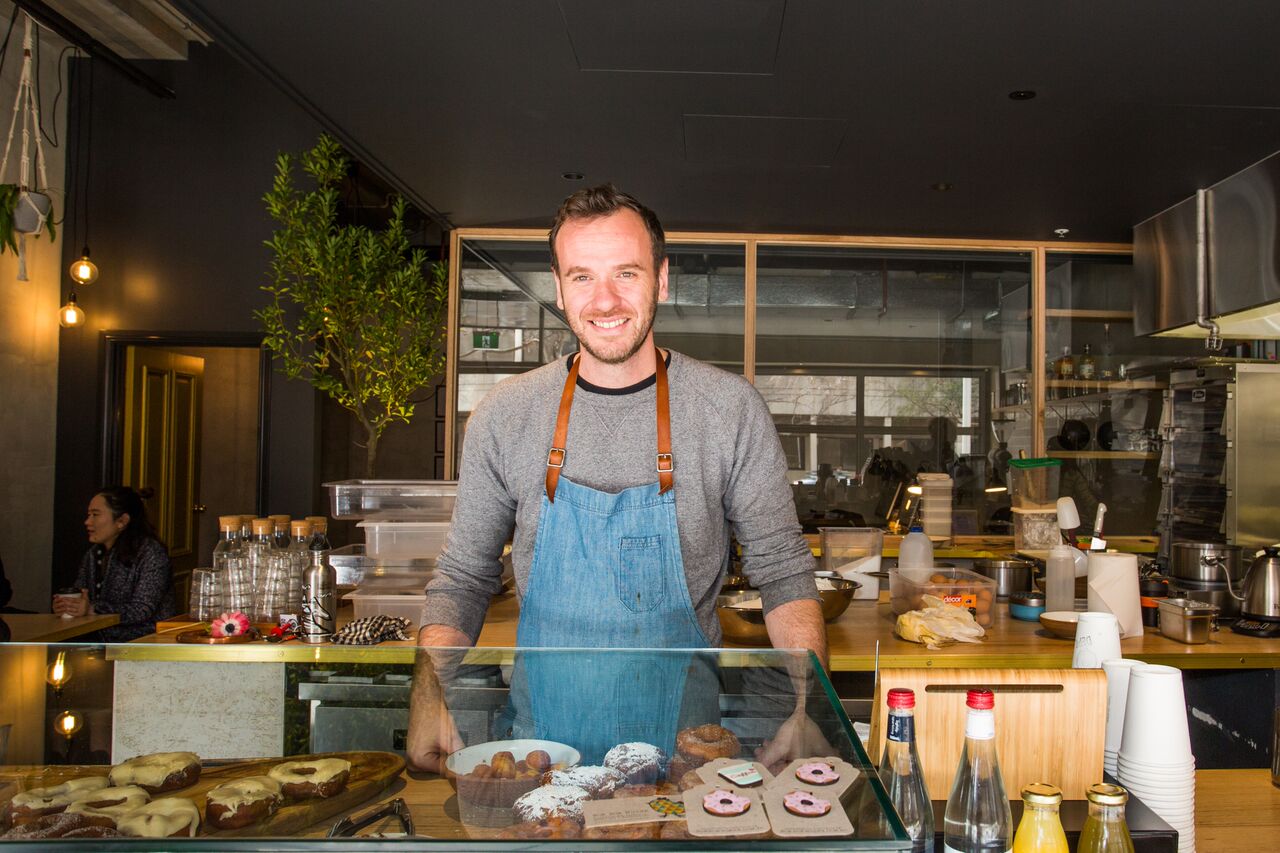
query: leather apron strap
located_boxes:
[545,347,674,502]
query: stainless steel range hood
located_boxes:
[1134,149,1280,340]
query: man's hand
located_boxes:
[405,624,473,774]
[763,597,828,670]
[755,706,836,769]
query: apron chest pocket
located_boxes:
[615,535,668,613]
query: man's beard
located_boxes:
[569,305,657,365]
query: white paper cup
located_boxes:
[1072,612,1121,668]
[1118,663,1193,765]
[1102,658,1143,754]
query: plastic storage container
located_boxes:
[1008,458,1062,510]
[357,519,451,558]
[819,527,884,599]
[327,543,437,586]
[343,588,428,628]
[325,480,457,521]
[1012,507,1060,551]
[889,566,997,626]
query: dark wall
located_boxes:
[52,45,327,584]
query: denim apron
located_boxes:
[511,349,713,763]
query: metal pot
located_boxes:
[1166,575,1242,618]
[973,558,1035,600]
[1169,542,1245,582]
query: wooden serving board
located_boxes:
[868,668,1105,800]
[0,750,404,837]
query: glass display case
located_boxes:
[0,643,911,849]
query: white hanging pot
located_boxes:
[13,189,51,234]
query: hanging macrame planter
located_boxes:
[0,14,56,280]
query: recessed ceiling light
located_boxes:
[561,172,584,181]
[1008,90,1037,100]
[931,182,954,192]
[1054,228,1070,238]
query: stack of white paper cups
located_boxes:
[1101,658,1141,777]
[1072,612,1121,669]
[1116,663,1197,852]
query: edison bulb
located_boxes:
[46,651,71,691]
[54,709,83,739]
[59,294,85,328]
[69,249,98,285]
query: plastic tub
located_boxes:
[358,519,451,558]
[1012,507,1060,551]
[1008,458,1062,510]
[819,527,883,599]
[325,479,457,521]
[343,588,427,628]
[889,566,997,626]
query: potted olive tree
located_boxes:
[257,134,447,477]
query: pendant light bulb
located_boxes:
[69,247,98,285]
[59,292,85,328]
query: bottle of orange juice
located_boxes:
[1011,783,1068,853]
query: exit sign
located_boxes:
[473,330,500,349]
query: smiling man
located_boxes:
[409,185,824,770]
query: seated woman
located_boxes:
[53,486,176,642]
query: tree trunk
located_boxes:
[363,423,380,479]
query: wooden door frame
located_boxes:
[99,331,272,516]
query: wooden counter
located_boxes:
[112,591,1279,671]
[806,534,1159,559]
[4,612,119,643]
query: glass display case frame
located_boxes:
[0,642,914,850]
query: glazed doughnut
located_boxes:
[603,742,667,784]
[783,789,832,817]
[205,776,283,830]
[108,751,201,794]
[540,766,625,799]
[511,785,589,823]
[702,788,751,817]
[583,822,661,839]
[676,724,741,763]
[268,758,351,800]
[794,761,840,786]
[1,812,96,839]
[117,797,201,838]
[6,776,109,824]
[64,786,151,827]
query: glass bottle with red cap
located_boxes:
[943,688,1013,853]
[878,687,934,852]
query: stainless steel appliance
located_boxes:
[1169,541,1245,582]
[1157,362,1280,560]
[1230,547,1280,638]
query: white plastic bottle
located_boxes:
[1045,543,1077,613]
[899,525,934,570]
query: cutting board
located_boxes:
[0,750,404,837]
[868,668,1105,800]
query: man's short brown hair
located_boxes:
[549,183,666,273]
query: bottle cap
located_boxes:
[268,514,291,529]
[966,688,994,710]
[305,516,328,532]
[1021,782,1063,805]
[218,515,240,530]
[886,688,915,709]
[291,520,312,536]
[252,518,272,535]
[1085,783,1129,806]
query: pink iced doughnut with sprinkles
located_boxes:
[794,761,839,785]
[701,788,751,817]
[783,789,832,817]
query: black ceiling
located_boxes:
[179,0,1280,242]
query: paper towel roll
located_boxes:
[1087,552,1144,639]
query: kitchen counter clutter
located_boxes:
[0,645,915,848]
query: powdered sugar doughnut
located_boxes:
[701,788,751,817]
[512,785,590,823]
[602,742,667,784]
[540,766,625,799]
[1,812,95,839]
[794,761,839,785]
[783,789,832,817]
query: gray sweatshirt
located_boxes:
[423,349,819,644]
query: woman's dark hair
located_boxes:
[96,486,160,564]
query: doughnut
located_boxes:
[108,751,201,794]
[512,785,589,823]
[583,822,661,839]
[62,825,123,838]
[498,817,583,839]
[676,724,741,763]
[64,786,151,827]
[205,776,283,830]
[117,797,201,838]
[1,812,96,839]
[540,766,625,799]
[666,754,700,782]
[525,749,553,773]
[703,788,751,817]
[783,789,832,817]
[489,751,517,778]
[603,742,667,784]
[6,776,109,824]
[678,769,705,792]
[794,761,840,786]
[268,758,351,800]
